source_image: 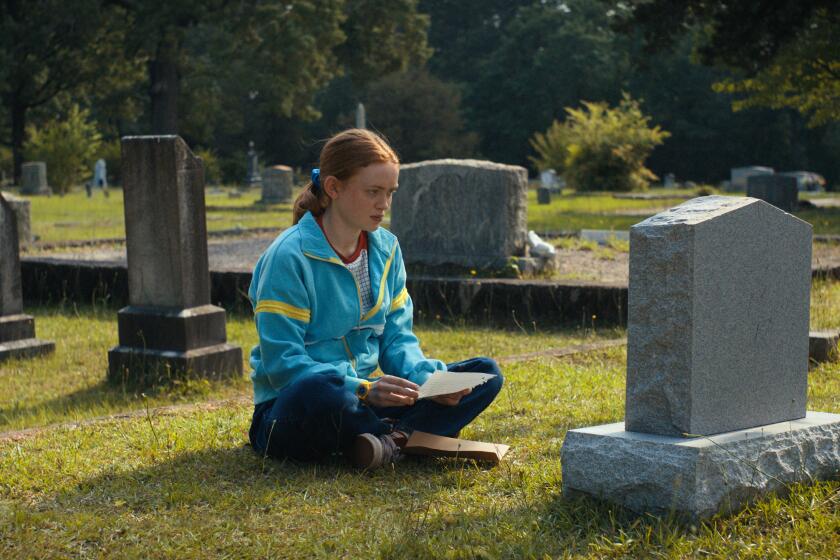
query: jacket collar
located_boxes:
[299,211,392,262]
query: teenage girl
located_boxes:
[248,129,503,468]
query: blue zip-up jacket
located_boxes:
[248,211,446,405]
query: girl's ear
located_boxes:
[322,175,342,200]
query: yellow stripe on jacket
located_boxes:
[254,300,311,323]
[389,287,409,313]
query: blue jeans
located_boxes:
[249,357,503,462]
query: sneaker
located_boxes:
[351,431,407,469]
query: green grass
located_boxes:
[23,188,295,244]
[0,346,838,558]
[0,304,621,432]
[22,186,840,245]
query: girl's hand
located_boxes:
[429,388,471,407]
[366,375,420,407]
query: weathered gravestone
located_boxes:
[747,174,798,212]
[244,141,262,188]
[561,196,840,520]
[20,162,51,195]
[260,165,293,204]
[108,136,242,385]
[0,194,54,361]
[0,192,32,244]
[355,102,366,130]
[391,159,528,269]
[537,187,551,205]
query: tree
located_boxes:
[0,0,128,182]
[618,1,839,126]
[362,70,477,162]
[24,105,102,195]
[530,95,669,192]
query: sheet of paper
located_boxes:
[418,371,495,399]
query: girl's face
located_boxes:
[329,162,399,232]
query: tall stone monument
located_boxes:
[561,196,840,520]
[391,159,528,269]
[355,102,366,129]
[20,162,52,195]
[747,174,798,212]
[1,192,32,244]
[244,141,262,188]
[108,136,242,385]
[260,165,293,204]
[0,194,54,361]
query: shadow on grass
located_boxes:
[0,376,243,432]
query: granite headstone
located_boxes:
[0,192,32,244]
[260,165,293,204]
[20,162,51,195]
[561,196,840,520]
[108,136,242,385]
[391,159,528,269]
[747,174,798,212]
[0,194,54,361]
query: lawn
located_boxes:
[20,188,295,244]
[0,283,837,558]
[1,342,838,557]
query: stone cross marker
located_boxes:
[109,136,242,385]
[561,196,840,520]
[20,162,51,195]
[747,174,798,212]
[0,194,54,361]
[260,165,293,204]
[391,159,528,269]
[626,196,810,436]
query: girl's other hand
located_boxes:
[429,388,471,407]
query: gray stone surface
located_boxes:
[747,174,798,212]
[20,162,51,195]
[0,195,23,316]
[261,165,293,204]
[626,196,811,437]
[561,412,840,520]
[537,187,551,205]
[0,195,53,359]
[114,135,242,384]
[809,330,840,364]
[121,135,212,308]
[1,192,32,243]
[391,159,528,268]
[245,141,261,188]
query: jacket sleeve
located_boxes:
[250,249,364,394]
[377,243,446,385]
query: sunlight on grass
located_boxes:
[0,346,837,558]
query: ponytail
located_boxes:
[292,181,329,225]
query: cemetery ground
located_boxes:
[0,281,838,557]
[4,183,840,557]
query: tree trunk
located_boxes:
[11,99,26,185]
[149,33,180,134]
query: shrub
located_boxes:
[194,148,222,185]
[24,105,102,195]
[530,94,669,192]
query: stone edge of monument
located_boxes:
[0,338,55,362]
[108,342,243,386]
[560,411,840,521]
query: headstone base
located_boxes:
[809,330,840,364]
[107,343,243,386]
[561,412,840,521]
[0,338,55,362]
[0,314,35,343]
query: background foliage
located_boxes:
[1,0,838,188]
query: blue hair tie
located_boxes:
[311,168,321,190]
